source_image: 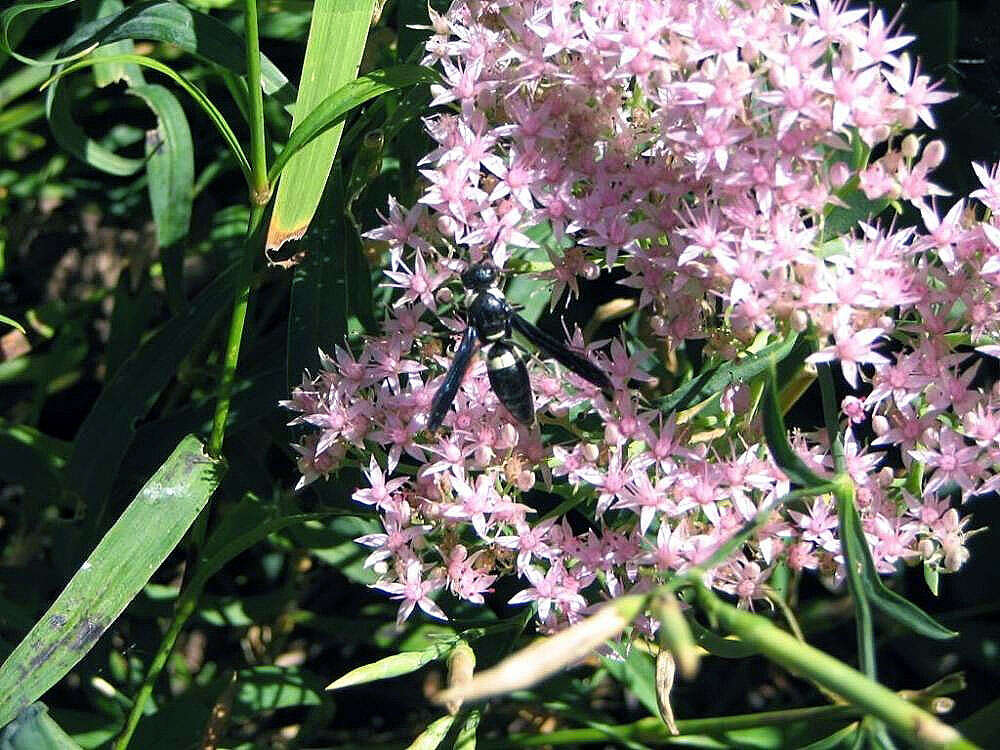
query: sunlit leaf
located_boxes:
[0,436,224,729]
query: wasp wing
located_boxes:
[511,315,613,393]
[427,325,479,432]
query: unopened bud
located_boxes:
[582,443,600,462]
[871,415,889,436]
[901,134,920,159]
[436,214,458,237]
[790,309,809,332]
[582,262,600,280]
[923,140,946,169]
[516,470,535,491]
[436,287,454,305]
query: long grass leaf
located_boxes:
[0,435,224,729]
[265,0,376,251]
[44,54,251,184]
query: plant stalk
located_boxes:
[206,0,271,459]
[111,574,207,750]
[692,586,978,750]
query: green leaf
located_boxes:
[266,0,376,250]
[65,263,236,548]
[689,620,759,659]
[267,64,439,198]
[196,494,344,584]
[837,493,956,640]
[407,715,456,750]
[44,54,251,184]
[0,436,224,729]
[0,314,25,334]
[44,78,144,177]
[656,333,801,416]
[821,181,893,243]
[0,703,82,750]
[286,167,349,389]
[130,83,194,312]
[760,359,828,488]
[326,644,453,690]
[0,424,66,507]
[228,666,325,715]
[0,0,92,67]
[600,642,659,718]
[58,0,295,106]
[80,0,144,88]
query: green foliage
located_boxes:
[0,1,994,748]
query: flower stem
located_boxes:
[499,704,862,746]
[243,0,269,205]
[111,574,207,750]
[206,0,270,458]
[692,585,978,750]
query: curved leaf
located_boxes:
[129,84,194,311]
[267,65,439,184]
[45,77,144,177]
[57,0,295,107]
[0,435,224,729]
[0,0,94,67]
[266,0,376,250]
[837,493,956,641]
[761,358,828,488]
[657,332,802,416]
[44,54,251,183]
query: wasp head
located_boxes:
[461,261,499,290]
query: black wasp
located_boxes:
[427,261,613,431]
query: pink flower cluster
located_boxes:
[284,0,997,628]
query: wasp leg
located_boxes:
[428,325,479,432]
[486,341,535,425]
[510,314,613,394]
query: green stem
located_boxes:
[207,205,264,458]
[243,0,269,203]
[206,0,270,458]
[111,574,207,750]
[693,586,978,750]
[499,705,862,747]
[833,478,877,680]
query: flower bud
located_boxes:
[922,140,946,168]
[901,134,920,159]
[582,262,600,280]
[436,214,459,237]
[582,443,600,462]
[872,414,889,436]
[516,470,536,491]
[790,309,809,332]
[436,287,454,305]
[918,539,936,560]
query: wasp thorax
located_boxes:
[461,261,499,290]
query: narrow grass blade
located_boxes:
[80,0,143,88]
[837,494,956,640]
[0,435,224,729]
[130,83,194,311]
[65,264,236,549]
[267,65,437,187]
[265,0,376,250]
[58,0,295,107]
[327,645,452,690]
[0,0,94,67]
[44,54,251,183]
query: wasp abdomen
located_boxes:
[486,342,534,425]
